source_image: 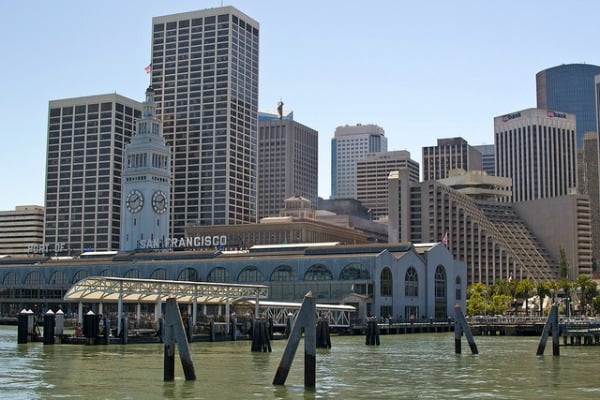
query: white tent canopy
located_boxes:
[64,276,268,304]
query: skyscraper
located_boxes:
[258,114,318,219]
[356,150,419,221]
[473,144,495,176]
[331,124,387,200]
[120,87,171,252]
[0,205,44,256]
[494,108,577,203]
[421,137,482,181]
[536,63,600,147]
[44,94,142,253]
[150,7,260,237]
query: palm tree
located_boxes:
[515,279,535,316]
[575,275,598,316]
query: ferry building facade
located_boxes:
[0,242,465,323]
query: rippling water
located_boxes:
[1,325,599,399]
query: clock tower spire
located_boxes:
[120,86,171,251]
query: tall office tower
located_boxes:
[0,205,44,256]
[331,124,387,199]
[473,144,495,176]
[494,108,577,203]
[150,7,260,237]
[578,132,600,267]
[536,63,600,147]
[356,151,419,221]
[44,94,142,254]
[258,114,318,219]
[120,87,171,252]
[421,137,482,181]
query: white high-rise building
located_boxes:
[150,7,260,238]
[331,124,387,200]
[494,108,577,203]
[44,94,142,253]
[120,87,171,252]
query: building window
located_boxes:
[435,265,446,298]
[124,269,141,279]
[178,268,199,282]
[380,267,392,297]
[150,268,168,280]
[207,267,231,282]
[455,276,462,300]
[304,264,332,281]
[339,262,370,280]
[238,266,263,282]
[404,267,418,297]
[270,265,295,281]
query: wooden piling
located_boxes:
[163,297,196,381]
[316,319,331,349]
[273,291,317,388]
[536,304,559,356]
[251,319,272,352]
[43,310,56,345]
[365,318,380,346]
[454,305,478,355]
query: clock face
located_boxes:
[152,191,168,214]
[126,190,144,213]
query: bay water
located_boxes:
[0,325,598,399]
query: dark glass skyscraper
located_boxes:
[536,63,600,147]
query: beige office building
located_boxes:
[0,206,44,256]
[388,169,563,284]
[356,151,419,221]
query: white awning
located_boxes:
[63,276,268,304]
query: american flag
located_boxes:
[442,232,448,247]
[144,64,152,74]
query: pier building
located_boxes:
[0,241,465,323]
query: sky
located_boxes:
[1,0,599,211]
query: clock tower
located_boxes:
[120,86,171,251]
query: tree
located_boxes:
[467,283,489,316]
[535,280,551,316]
[515,279,535,316]
[575,275,598,316]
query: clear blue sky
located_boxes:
[1,0,599,211]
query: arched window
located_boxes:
[3,271,18,285]
[178,268,198,282]
[124,269,141,279]
[150,268,168,280]
[380,267,392,296]
[435,266,447,298]
[50,271,68,285]
[238,266,264,282]
[339,262,370,280]
[405,267,418,297]
[24,271,44,285]
[455,276,462,300]
[72,270,89,283]
[270,265,296,281]
[100,269,115,277]
[207,267,231,282]
[304,264,332,281]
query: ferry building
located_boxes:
[0,85,466,323]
